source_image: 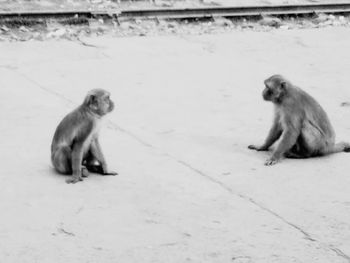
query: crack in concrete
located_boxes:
[168,156,350,262]
[330,247,350,262]
[174,159,317,243]
[16,70,350,262]
[76,37,101,48]
[108,123,154,148]
[14,70,76,105]
[108,123,350,263]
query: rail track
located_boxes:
[1,2,350,20]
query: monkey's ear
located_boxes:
[277,81,287,102]
[90,95,97,104]
[280,81,287,90]
[85,94,99,110]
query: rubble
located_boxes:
[0,13,349,42]
[259,16,282,27]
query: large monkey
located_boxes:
[51,89,117,183]
[248,75,350,165]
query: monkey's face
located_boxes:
[85,89,115,116]
[262,84,275,101]
[99,93,114,115]
[263,77,287,104]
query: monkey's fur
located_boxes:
[51,89,117,183]
[248,75,350,165]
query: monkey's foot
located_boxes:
[81,167,89,178]
[264,157,279,166]
[285,152,304,158]
[103,171,118,176]
[344,146,350,152]
[248,145,268,151]
[66,176,83,184]
[86,164,118,176]
[86,164,104,174]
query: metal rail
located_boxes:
[118,3,350,19]
[1,3,350,19]
[0,10,95,19]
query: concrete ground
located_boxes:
[0,26,350,263]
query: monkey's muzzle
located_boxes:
[109,101,115,112]
[262,88,272,101]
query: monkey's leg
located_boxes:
[298,122,334,157]
[88,140,118,176]
[52,146,72,174]
[325,142,350,154]
[285,135,310,159]
[84,150,104,174]
[302,124,350,155]
[248,121,282,151]
[285,147,306,158]
[266,128,299,165]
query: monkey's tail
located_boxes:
[328,142,350,154]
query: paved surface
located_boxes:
[0,26,350,263]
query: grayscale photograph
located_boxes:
[0,0,350,262]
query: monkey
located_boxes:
[248,74,350,166]
[51,89,118,184]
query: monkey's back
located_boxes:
[51,106,94,156]
[295,87,335,142]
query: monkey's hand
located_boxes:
[101,163,118,176]
[66,175,83,184]
[248,145,269,151]
[264,157,279,166]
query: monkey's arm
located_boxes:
[248,117,282,151]
[66,142,85,183]
[90,138,107,170]
[266,119,300,165]
[66,120,93,183]
[91,138,118,175]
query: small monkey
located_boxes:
[51,89,117,183]
[248,75,350,165]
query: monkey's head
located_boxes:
[84,89,115,116]
[262,75,288,104]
